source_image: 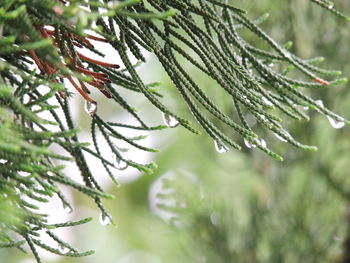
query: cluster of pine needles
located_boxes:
[0,0,349,261]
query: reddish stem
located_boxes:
[71,34,94,48]
[79,80,91,94]
[314,77,330,86]
[67,76,95,103]
[86,34,108,42]
[77,52,119,68]
[89,79,105,89]
[99,89,112,99]
[28,50,44,72]
[75,66,108,79]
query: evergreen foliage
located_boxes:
[0,0,349,262]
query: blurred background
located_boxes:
[3,0,350,262]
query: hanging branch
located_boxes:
[0,0,348,262]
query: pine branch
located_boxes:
[0,0,348,262]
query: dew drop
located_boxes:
[268,63,274,68]
[282,50,292,59]
[84,101,97,115]
[327,117,345,129]
[115,156,128,170]
[242,95,251,103]
[99,212,112,226]
[237,36,245,46]
[63,204,73,214]
[214,140,229,153]
[244,138,267,148]
[315,99,345,128]
[303,105,309,110]
[274,133,288,142]
[18,171,31,177]
[58,244,69,254]
[22,94,31,104]
[328,3,334,9]
[260,114,267,121]
[315,99,324,107]
[257,138,267,148]
[262,97,273,107]
[244,138,256,148]
[31,105,41,112]
[274,129,292,142]
[162,113,179,128]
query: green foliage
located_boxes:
[0,0,349,262]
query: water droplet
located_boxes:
[328,3,334,9]
[237,36,245,46]
[327,117,345,129]
[257,138,267,148]
[274,130,292,142]
[18,171,31,177]
[22,94,31,104]
[84,101,97,115]
[259,114,267,121]
[303,105,309,110]
[274,133,287,142]
[58,244,69,254]
[282,50,292,59]
[99,212,112,226]
[63,204,73,214]
[315,99,324,107]
[244,138,267,148]
[214,140,229,153]
[115,156,128,170]
[162,113,179,128]
[31,105,41,112]
[262,97,273,107]
[244,138,256,148]
[315,99,345,128]
[242,95,251,103]
[268,63,274,68]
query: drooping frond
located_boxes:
[0,0,348,261]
